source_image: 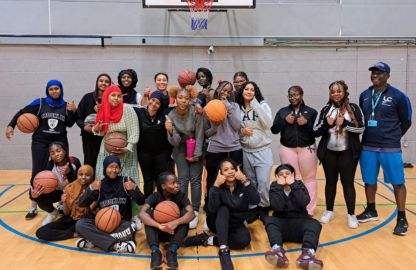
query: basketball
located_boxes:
[177,69,196,88]
[16,113,39,133]
[33,170,58,194]
[205,99,227,123]
[95,207,122,233]
[104,132,127,154]
[153,201,180,223]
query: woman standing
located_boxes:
[204,81,242,211]
[235,81,273,219]
[137,91,172,197]
[184,159,260,270]
[271,86,318,216]
[76,73,112,171]
[93,85,140,182]
[165,85,204,229]
[314,80,364,228]
[5,80,77,219]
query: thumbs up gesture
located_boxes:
[144,86,151,98]
[60,162,70,177]
[235,166,247,182]
[214,169,227,187]
[296,112,307,126]
[285,111,295,125]
[67,100,77,112]
[165,115,173,135]
[124,176,137,191]
[90,177,101,191]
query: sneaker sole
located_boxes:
[265,254,289,268]
[393,231,408,236]
[319,218,333,224]
[357,217,379,223]
[150,266,162,270]
[296,261,323,270]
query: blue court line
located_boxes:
[0,185,14,197]
[0,181,397,260]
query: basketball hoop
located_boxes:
[186,0,215,30]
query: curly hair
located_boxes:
[235,81,265,108]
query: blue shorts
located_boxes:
[360,150,405,185]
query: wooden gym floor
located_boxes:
[1,166,415,270]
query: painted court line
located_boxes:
[0,181,398,259]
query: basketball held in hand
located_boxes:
[33,170,58,194]
[177,69,196,88]
[205,99,227,123]
[95,207,122,233]
[104,132,127,154]
[153,201,180,223]
[17,113,39,133]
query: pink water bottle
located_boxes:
[186,138,196,159]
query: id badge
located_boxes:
[368,120,378,127]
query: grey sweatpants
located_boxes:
[172,145,203,211]
[243,147,273,207]
[75,218,135,251]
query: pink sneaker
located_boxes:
[296,249,323,270]
[265,246,289,268]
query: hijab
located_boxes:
[95,85,124,133]
[103,155,121,178]
[117,69,138,104]
[29,80,66,108]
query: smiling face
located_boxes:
[108,91,122,107]
[121,74,132,87]
[97,75,111,92]
[162,175,180,195]
[78,170,93,186]
[288,88,303,107]
[233,76,247,91]
[371,70,389,88]
[197,72,208,87]
[105,162,120,179]
[49,144,66,165]
[219,84,233,100]
[47,85,61,100]
[219,161,236,182]
[155,74,168,92]
[242,83,256,102]
[148,97,161,112]
[176,89,190,111]
[329,83,345,105]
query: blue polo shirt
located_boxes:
[359,84,412,149]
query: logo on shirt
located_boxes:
[48,119,59,131]
[382,96,393,106]
[239,193,244,197]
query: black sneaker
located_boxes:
[25,208,38,220]
[183,231,209,247]
[393,217,408,236]
[150,249,163,270]
[219,247,234,270]
[166,250,178,270]
[357,208,379,223]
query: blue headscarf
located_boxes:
[103,155,121,177]
[29,80,66,108]
[150,91,166,110]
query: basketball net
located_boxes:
[186,0,215,30]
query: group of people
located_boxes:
[5,61,412,270]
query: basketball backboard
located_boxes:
[143,0,255,10]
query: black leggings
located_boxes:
[263,216,322,250]
[36,215,76,241]
[206,206,251,250]
[81,134,102,176]
[138,150,171,197]
[322,149,358,215]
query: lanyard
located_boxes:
[371,89,383,118]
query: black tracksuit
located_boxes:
[206,182,260,249]
[76,176,145,251]
[8,99,77,187]
[263,181,321,250]
[144,191,190,248]
[76,91,103,172]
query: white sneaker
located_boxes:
[76,238,94,249]
[189,211,199,229]
[203,218,210,232]
[320,210,334,224]
[348,214,359,229]
[132,215,142,231]
[114,241,136,253]
[42,210,59,226]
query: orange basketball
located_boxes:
[16,113,39,133]
[177,69,196,88]
[153,201,180,223]
[33,170,58,194]
[104,132,127,154]
[95,207,122,233]
[205,100,227,122]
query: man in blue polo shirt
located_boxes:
[357,62,412,236]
